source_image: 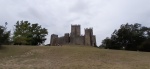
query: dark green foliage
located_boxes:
[0,25,10,46]
[139,40,150,52]
[13,21,48,45]
[101,37,112,49]
[101,23,150,52]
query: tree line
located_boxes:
[100,23,150,52]
[0,21,150,52]
[0,21,48,46]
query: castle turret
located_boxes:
[84,28,93,46]
[50,34,58,46]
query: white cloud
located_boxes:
[0,0,150,45]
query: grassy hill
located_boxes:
[0,45,150,69]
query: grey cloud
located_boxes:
[0,0,150,45]
[70,0,89,13]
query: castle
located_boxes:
[50,25,96,46]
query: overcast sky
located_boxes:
[0,0,150,45]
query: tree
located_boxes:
[113,23,148,50]
[101,23,150,51]
[13,21,48,45]
[0,23,10,46]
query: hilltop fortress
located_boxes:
[50,25,97,46]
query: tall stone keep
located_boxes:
[84,28,93,46]
[50,34,58,46]
[70,25,81,44]
[71,25,80,37]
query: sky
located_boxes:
[0,0,150,45]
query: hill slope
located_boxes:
[0,45,150,69]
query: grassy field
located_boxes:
[0,45,150,69]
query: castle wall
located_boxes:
[50,34,58,46]
[57,33,70,45]
[58,37,64,45]
[75,36,84,45]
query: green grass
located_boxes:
[0,45,150,69]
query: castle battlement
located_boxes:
[84,27,93,30]
[71,24,80,27]
[64,33,69,35]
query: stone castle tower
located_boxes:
[50,25,96,46]
[70,25,80,44]
[50,34,58,46]
[84,28,96,46]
